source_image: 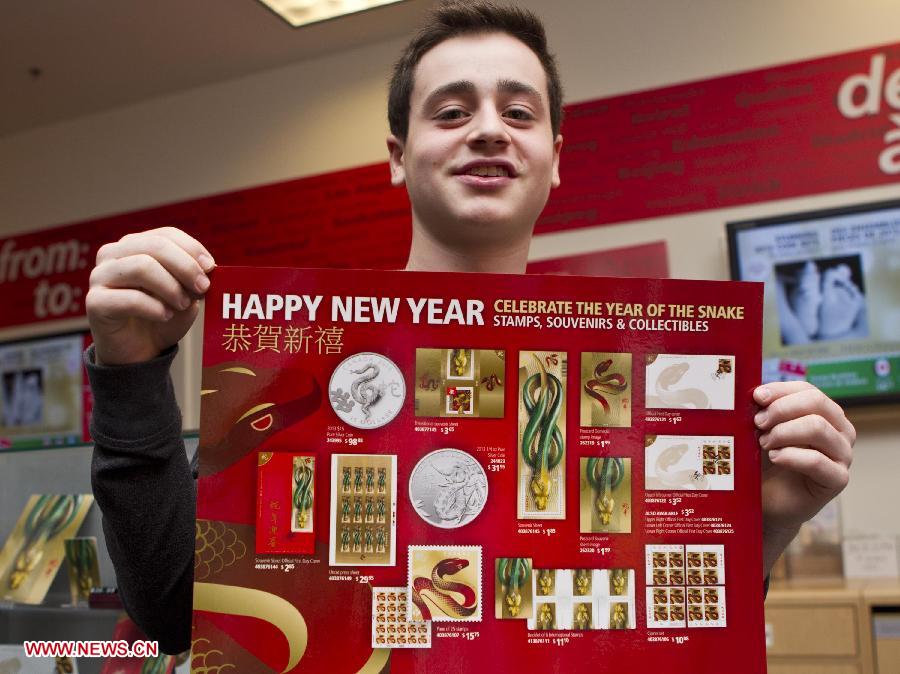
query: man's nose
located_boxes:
[466,107,511,147]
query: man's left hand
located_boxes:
[754,381,855,574]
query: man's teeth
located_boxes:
[467,166,509,177]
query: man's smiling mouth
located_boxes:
[466,165,509,177]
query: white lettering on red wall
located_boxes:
[837,53,900,174]
[0,238,91,319]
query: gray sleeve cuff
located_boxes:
[84,343,182,448]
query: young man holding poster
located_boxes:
[85,1,854,655]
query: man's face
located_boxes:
[388,32,562,248]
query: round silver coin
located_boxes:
[328,352,406,429]
[409,448,488,529]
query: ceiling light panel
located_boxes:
[258,0,406,28]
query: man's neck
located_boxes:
[404,225,531,274]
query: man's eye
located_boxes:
[504,108,535,121]
[436,108,468,121]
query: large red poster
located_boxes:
[3,42,896,330]
[192,267,765,673]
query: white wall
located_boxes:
[1,0,899,539]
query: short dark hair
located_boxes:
[388,0,563,140]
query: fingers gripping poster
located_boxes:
[193,267,765,673]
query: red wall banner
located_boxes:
[0,163,411,328]
[539,41,900,233]
[1,42,898,330]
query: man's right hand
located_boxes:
[86,227,215,365]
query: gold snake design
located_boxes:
[411,558,477,620]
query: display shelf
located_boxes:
[0,436,197,673]
[0,601,121,615]
[765,579,900,674]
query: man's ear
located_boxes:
[387,135,406,187]
[551,134,563,189]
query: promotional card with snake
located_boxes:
[194,267,765,673]
[0,494,93,604]
[256,452,317,555]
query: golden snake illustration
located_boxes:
[64,538,97,600]
[521,356,564,510]
[8,495,83,590]
[497,558,529,617]
[583,359,627,413]
[292,462,314,529]
[450,349,469,377]
[586,457,625,525]
[411,558,477,620]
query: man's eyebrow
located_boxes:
[422,80,476,109]
[497,79,543,102]
[421,79,544,109]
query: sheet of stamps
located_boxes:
[414,348,505,418]
[371,586,432,649]
[329,454,397,566]
[646,544,727,629]
[527,568,636,631]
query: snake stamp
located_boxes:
[526,569,636,630]
[371,586,432,649]
[645,354,736,410]
[329,454,397,566]
[580,457,632,533]
[414,348,505,419]
[517,351,566,519]
[291,456,315,533]
[580,352,632,428]
[329,352,406,429]
[495,557,533,619]
[407,545,482,622]
[644,435,735,491]
[409,448,488,529]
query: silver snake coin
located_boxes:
[329,352,406,429]
[409,448,488,529]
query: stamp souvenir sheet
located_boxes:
[192,267,766,673]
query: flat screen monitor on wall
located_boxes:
[0,332,89,450]
[727,199,900,406]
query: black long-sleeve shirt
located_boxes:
[86,345,194,654]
